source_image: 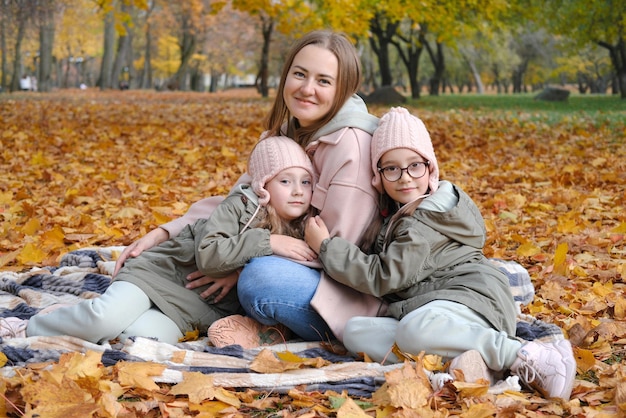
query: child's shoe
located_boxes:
[0,317,28,339]
[208,315,290,349]
[510,339,576,400]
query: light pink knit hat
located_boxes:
[248,136,315,206]
[371,107,439,194]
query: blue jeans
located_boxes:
[237,256,334,341]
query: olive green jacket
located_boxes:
[115,185,270,334]
[317,182,517,335]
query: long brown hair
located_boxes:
[264,30,362,148]
[252,205,316,240]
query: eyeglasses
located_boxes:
[378,161,430,182]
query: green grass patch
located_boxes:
[408,93,626,129]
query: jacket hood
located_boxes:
[412,182,486,249]
[312,94,379,141]
[228,184,264,233]
[228,184,260,206]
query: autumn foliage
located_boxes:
[0,89,625,416]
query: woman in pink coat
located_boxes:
[114,30,384,343]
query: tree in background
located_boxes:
[216,0,319,97]
[34,0,58,92]
[555,44,613,94]
[55,0,101,88]
[1,0,623,98]
[530,0,625,98]
[7,0,32,92]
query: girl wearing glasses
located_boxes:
[305,107,576,401]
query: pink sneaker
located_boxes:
[511,340,576,400]
[208,315,290,349]
[449,350,494,384]
[0,317,28,339]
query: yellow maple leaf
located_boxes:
[111,207,145,219]
[452,380,490,398]
[336,396,370,417]
[377,362,431,410]
[115,361,166,391]
[460,402,497,417]
[178,328,200,342]
[21,218,40,235]
[276,350,330,368]
[42,225,66,249]
[221,145,236,158]
[48,351,104,385]
[250,349,302,373]
[573,347,596,372]
[0,190,12,204]
[16,242,46,264]
[516,242,541,257]
[169,372,217,404]
[213,387,242,408]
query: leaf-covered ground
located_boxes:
[0,90,625,416]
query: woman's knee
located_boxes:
[238,256,320,300]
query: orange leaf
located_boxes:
[115,361,166,391]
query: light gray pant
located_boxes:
[26,281,183,344]
[343,300,522,371]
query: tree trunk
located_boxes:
[597,38,626,99]
[37,0,55,92]
[423,37,444,96]
[140,22,153,89]
[9,7,28,92]
[369,13,397,87]
[492,64,502,94]
[512,57,529,94]
[171,11,196,91]
[112,30,131,89]
[391,28,423,99]
[0,1,8,91]
[209,69,219,92]
[98,10,115,90]
[464,55,484,94]
[190,63,204,91]
[256,14,273,98]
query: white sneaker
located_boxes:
[511,340,576,400]
[0,317,28,339]
[449,350,493,384]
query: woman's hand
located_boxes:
[113,227,170,276]
[186,270,239,302]
[270,235,317,261]
[304,216,330,254]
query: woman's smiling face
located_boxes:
[283,45,338,127]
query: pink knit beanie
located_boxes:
[371,107,439,194]
[248,136,315,206]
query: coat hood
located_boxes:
[410,182,486,249]
[311,94,379,141]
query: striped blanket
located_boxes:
[0,248,563,395]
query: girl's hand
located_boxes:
[113,228,169,276]
[304,216,330,254]
[270,235,317,261]
[186,269,240,302]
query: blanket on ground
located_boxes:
[0,248,563,395]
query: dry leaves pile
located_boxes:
[0,90,625,417]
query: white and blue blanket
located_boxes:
[0,248,563,395]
